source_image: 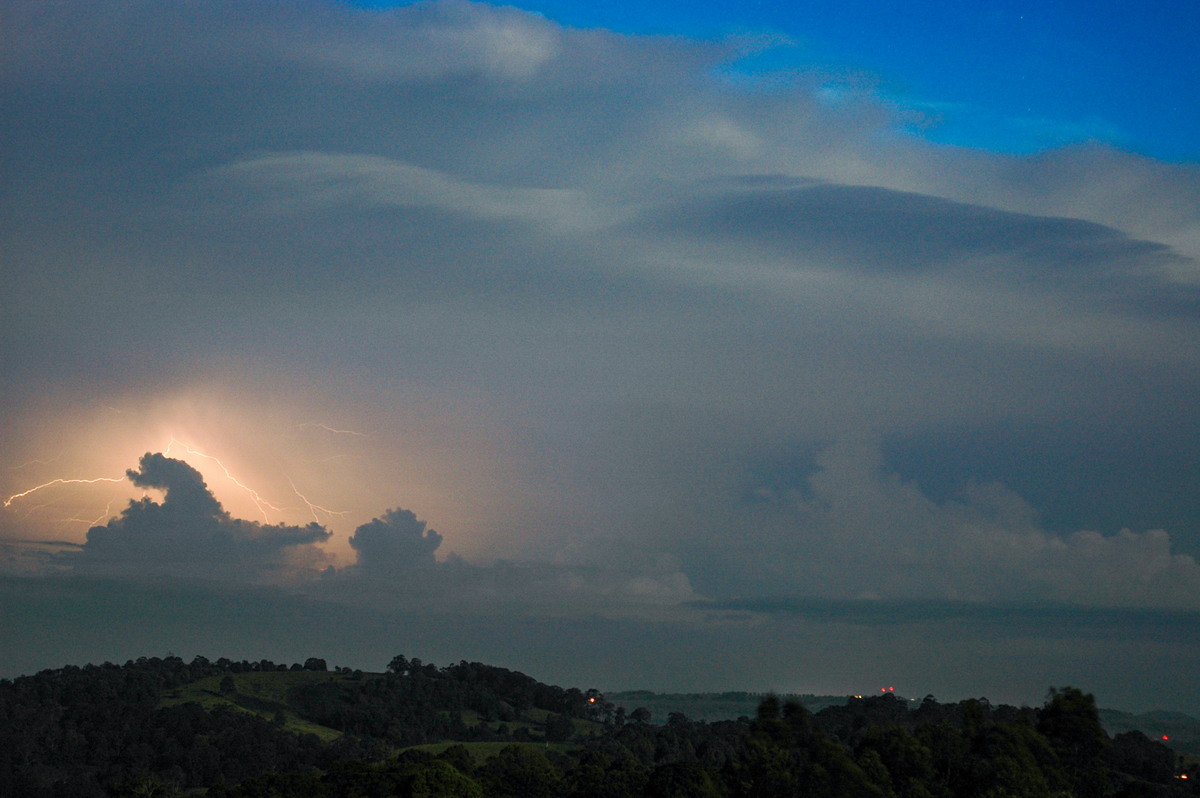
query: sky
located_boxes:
[2,0,1199,714]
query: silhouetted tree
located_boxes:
[1038,686,1110,797]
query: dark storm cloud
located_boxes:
[126,453,224,518]
[66,454,331,581]
[349,508,443,574]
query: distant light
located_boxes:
[588,697,596,703]
[1162,735,1170,741]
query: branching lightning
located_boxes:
[8,457,61,471]
[163,438,292,522]
[4,477,126,508]
[62,501,116,530]
[5,434,351,537]
[16,502,52,520]
[288,478,350,524]
[299,421,367,437]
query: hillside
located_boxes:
[1,654,1196,796]
[1102,708,1200,759]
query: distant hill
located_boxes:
[606,690,854,722]
[1102,708,1200,758]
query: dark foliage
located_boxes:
[2,654,1196,797]
[0,656,331,796]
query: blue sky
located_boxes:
[353,0,1200,160]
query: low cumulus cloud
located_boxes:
[66,454,331,582]
[705,438,1200,609]
[48,448,1195,614]
[7,450,702,618]
[329,506,701,619]
[348,507,443,575]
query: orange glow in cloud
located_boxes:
[1,390,364,560]
[1,381,530,568]
[163,437,293,522]
[2,439,323,529]
[3,437,321,533]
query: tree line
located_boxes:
[0,654,1194,796]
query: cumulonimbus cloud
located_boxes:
[66,454,331,582]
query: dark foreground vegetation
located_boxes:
[1,654,1195,797]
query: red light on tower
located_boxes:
[1162,735,1169,741]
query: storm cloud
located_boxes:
[349,508,444,574]
[67,454,331,581]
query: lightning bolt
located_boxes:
[8,457,61,471]
[16,502,51,520]
[299,421,367,437]
[62,501,116,529]
[163,438,293,523]
[6,438,349,534]
[287,478,350,524]
[4,476,126,508]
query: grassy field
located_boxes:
[158,670,606,754]
[159,670,366,742]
